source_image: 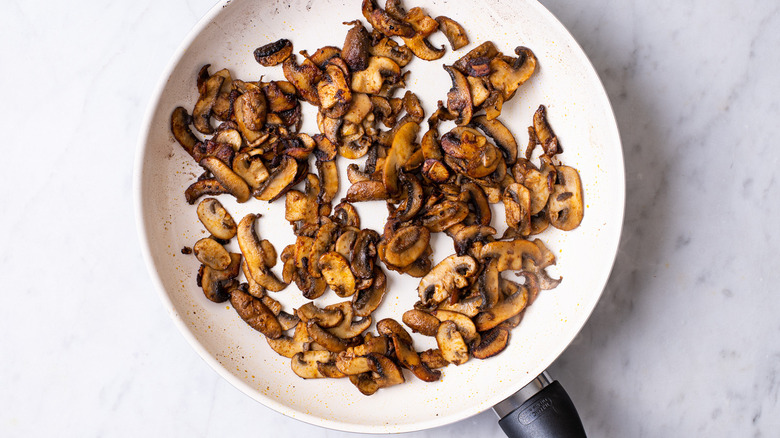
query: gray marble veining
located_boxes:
[0,0,778,436]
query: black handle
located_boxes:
[497,380,586,438]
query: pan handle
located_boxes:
[493,371,587,438]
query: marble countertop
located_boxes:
[1,0,778,436]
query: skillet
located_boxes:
[135,0,624,434]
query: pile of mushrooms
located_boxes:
[172,0,584,395]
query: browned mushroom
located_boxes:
[237,213,287,292]
[436,16,468,50]
[198,252,241,303]
[326,301,372,339]
[199,156,251,203]
[185,179,229,204]
[369,37,414,67]
[402,309,440,336]
[383,121,419,196]
[253,156,298,201]
[307,320,350,353]
[489,46,537,101]
[471,326,510,359]
[352,265,387,317]
[503,183,531,236]
[443,65,472,126]
[533,104,560,156]
[193,237,231,270]
[291,350,340,379]
[342,21,371,72]
[282,55,322,106]
[254,39,293,66]
[196,198,236,240]
[421,200,469,232]
[192,72,225,134]
[384,225,430,268]
[318,251,357,297]
[547,165,584,231]
[351,56,402,95]
[471,115,518,166]
[418,254,478,305]
[436,320,469,365]
[474,285,529,331]
[233,87,268,145]
[345,180,389,202]
[230,284,283,339]
[297,302,344,328]
[361,0,415,38]
[317,60,353,117]
[267,321,312,358]
[170,107,200,159]
[232,152,269,190]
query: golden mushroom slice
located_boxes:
[282,55,322,106]
[306,320,349,353]
[318,251,357,297]
[421,200,469,232]
[417,255,479,305]
[229,284,283,339]
[336,350,374,375]
[432,310,479,344]
[436,16,468,50]
[237,213,287,292]
[199,156,251,203]
[345,180,389,202]
[291,350,339,379]
[351,56,401,95]
[198,253,241,303]
[369,37,414,67]
[443,65,472,126]
[480,239,543,272]
[267,321,312,358]
[170,107,199,158]
[402,309,440,336]
[471,326,510,359]
[361,0,415,38]
[192,72,225,134]
[384,225,430,268]
[327,301,372,339]
[547,165,584,231]
[253,156,298,202]
[253,38,293,66]
[436,321,469,365]
[185,179,229,205]
[352,266,387,317]
[503,183,532,236]
[489,46,537,101]
[196,198,236,240]
[296,302,344,328]
[471,115,518,166]
[232,153,269,190]
[474,285,529,331]
[391,331,441,382]
[193,237,231,270]
[533,104,561,156]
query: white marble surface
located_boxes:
[1,0,778,436]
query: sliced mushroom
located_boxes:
[296,302,344,328]
[318,251,357,297]
[192,73,225,134]
[376,318,413,345]
[304,45,342,68]
[432,310,479,343]
[547,165,584,231]
[185,179,229,204]
[436,321,469,365]
[489,46,537,101]
[232,152,269,189]
[336,350,374,375]
[421,200,469,232]
[401,33,445,61]
[196,198,236,240]
[475,282,528,330]
[460,181,492,226]
[198,253,241,303]
[471,326,510,359]
[282,55,322,106]
[230,285,283,339]
[352,265,387,317]
[170,107,200,158]
[503,183,531,235]
[361,0,415,38]
[417,254,478,305]
[254,38,293,66]
[480,239,542,273]
[384,225,430,268]
[342,21,371,72]
[307,320,349,353]
[419,348,448,369]
[285,189,316,223]
[317,60,352,116]
[533,104,560,156]
[350,229,379,279]
[291,350,339,379]
[332,202,361,229]
[326,301,372,339]
[345,180,389,202]
[383,121,419,196]
[253,156,298,201]
[443,65,472,126]
[351,56,401,95]
[391,332,441,382]
[267,321,311,358]
[193,237,231,270]
[436,16,468,50]
[453,41,499,73]
[402,309,440,336]
[261,81,298,113]
[199,156,251,203]
[369,37,413,67]
[237,213,287,292]
[233,87,268,141]
[471,115,518,166]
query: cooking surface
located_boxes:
[1,0,778,437]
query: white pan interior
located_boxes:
[135,0,624,433]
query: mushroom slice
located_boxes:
[237,213,287,292]
[295,269,327,300]
[345,180,389,202]
[489,46,537,101]
[307,320,349,353]
[284,189,315,223]
[436,295,482,318]
[318,252,357,297]
[475,285,529,331]
[291,351,339,379]
[297,302,344,328]
[196,198,236,240]
[351,56,401,95]
[369,37,413,67]
[199,156,251,203]
[336,350,374,375]
[476,258,501,309]
[391,333,441,382]
[443,65,473,126]
[254,38,293,66]
[453,41,499,73]
[232,153,269,189]
[422,159,451,183]
[393,172,424,222]
[383,121,420,196]
[480,239,542,272]
[401,33,446,61]
[261,81,298,113]
[417,254,478,305]
[306,221,337,280]
[185,179,229,204]
[384,225,430,268]
[432,310,479,343]
[376,318,413,345]
[193,237,231,270]
[503,183,532,236]
[547,165,584,231]
[170,107,200,158]
[233,88,268,140]
[520,165,553,215]
[317,61,353,116]
[335,229,358,259]
[471,326,510,359]
[327,301,372,339]
[352,265,387,317]
[419,349,448,369]
[192,73,225,134]
[460,181,492,226]
[332,202,361,229]
[230,285,283,339]
[342,21,372,72]
[199,253,242,303]
[402,309,440,337]
[436,321,469,365]
[350,352,406,395]
[421,200,469,232]
[436,16,468,50]
[451,224,496,258]
[361,0,415,38]
[533,104,560,156]
[282,55,322,106]
[267,321,311,358]
[253,156,298,202]
[471,115,518,166]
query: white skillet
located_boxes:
[134,0,624,433]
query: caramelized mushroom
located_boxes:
[193,237,231,270]
[352,266,387,317]
[471,115,518,166]
[547,166,584,231]
[237,213,287,292]
[253,156,298,201]
[443,65,473,126]
[342,21,371,72]
[185,179,229,204]
[436,16,468,50]
[196,198,236,240]
[418,254,478,305]
[254,39,293,66]
[384,225,430,268]
[471,326,509,359]
[318,251,357,297]
[436,321,469,365]
[199,156,251,203]
[351,56,401,95]
[230,284,283,339]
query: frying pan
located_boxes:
[134,0,624,435]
